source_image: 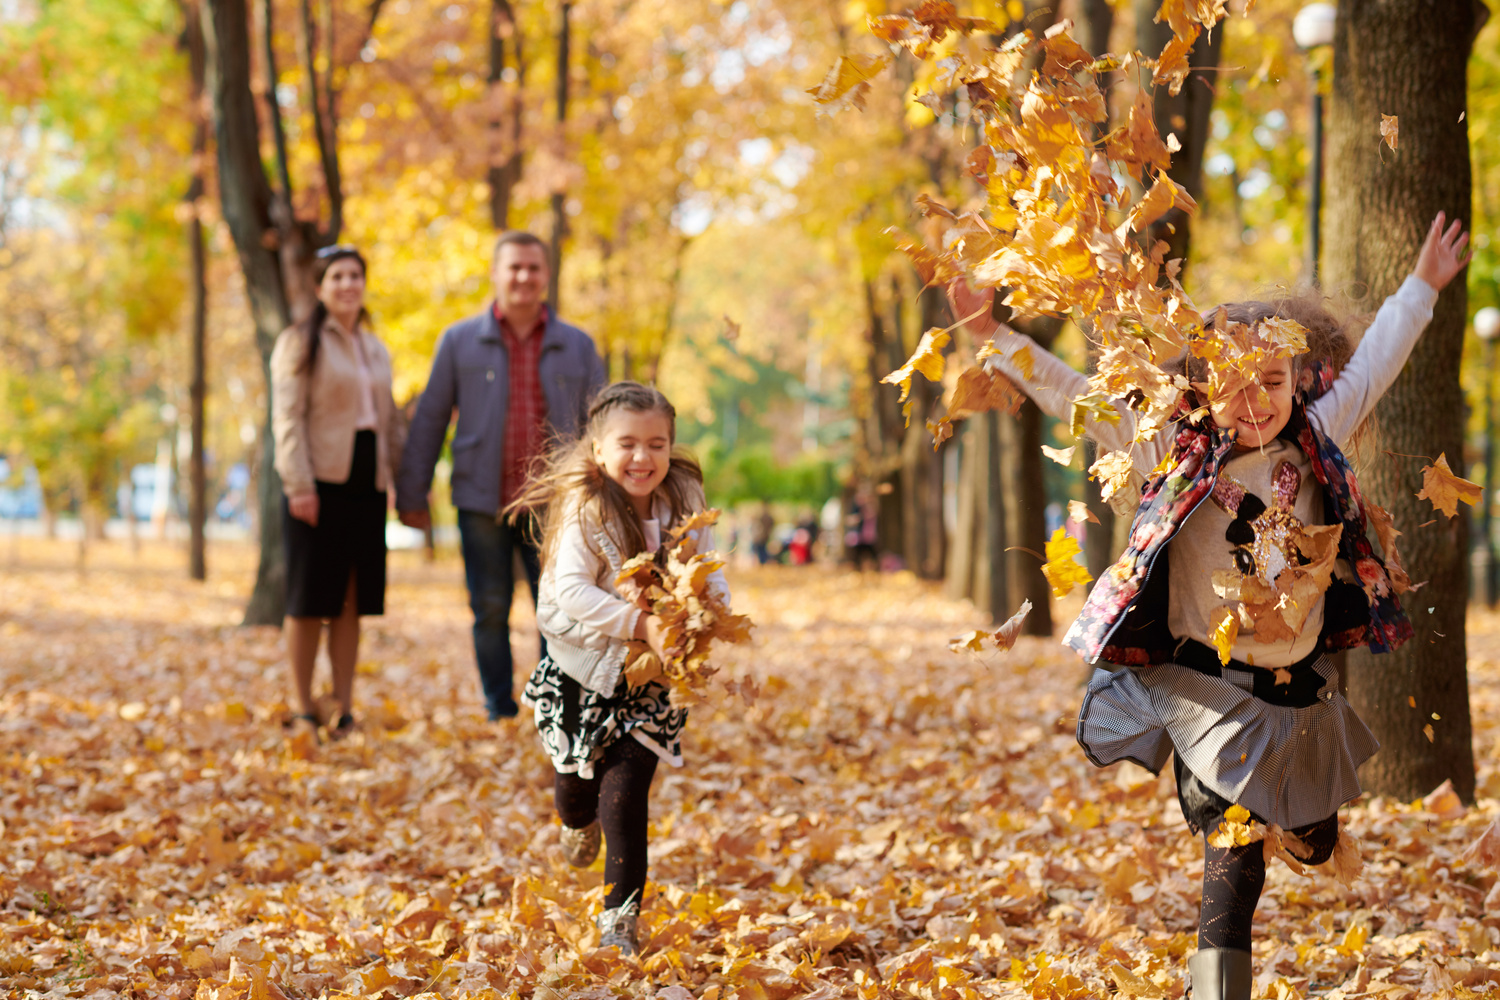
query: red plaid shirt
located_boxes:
[497,304,549,508]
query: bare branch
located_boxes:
[261,0,295,223]
[299,0,342,243]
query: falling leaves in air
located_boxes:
[1417,453,1482,519]
[1041,527,1093,597]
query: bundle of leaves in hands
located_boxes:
[614,509,754,706]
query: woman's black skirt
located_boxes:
[283,429,386,618]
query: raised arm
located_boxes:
[1309,212,1468,444]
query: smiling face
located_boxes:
[491,242,550,315]
[592,407,673,518]
[317,257,366,320]
[1212,355,1296,450]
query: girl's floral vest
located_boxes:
[1064,362,1414,666]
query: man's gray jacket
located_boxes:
[396,305,607,515]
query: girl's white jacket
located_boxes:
[535,492,730,696]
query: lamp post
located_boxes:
[1477,306,1500,606]
[1293,3,1336,286]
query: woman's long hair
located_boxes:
[299,246,372,373]
[505,381,706,571]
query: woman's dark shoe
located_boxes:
[288,713,321,744]
[329,713,356,739]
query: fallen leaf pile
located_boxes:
[2,538,1500,998]
[614,510,755,705]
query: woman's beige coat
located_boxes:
[270,318,404,498]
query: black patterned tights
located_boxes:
[1198,814,1339,950]
[554,737,659,909]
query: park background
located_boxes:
[4,0,1500,997]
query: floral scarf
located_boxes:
[1063,360,1413,665]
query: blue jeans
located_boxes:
[456,509,545,720]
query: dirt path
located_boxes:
[1,539,1497,998]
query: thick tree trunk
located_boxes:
[183,0,209,583]
[487,0,523,229]
[205,0,291,624]
[1326,0,1476,802]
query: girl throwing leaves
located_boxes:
[510,381,729,957]
[949,213,1470,999]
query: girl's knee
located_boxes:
[1289,815,1339,865]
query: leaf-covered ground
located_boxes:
[2,539,1498,999]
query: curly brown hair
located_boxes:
[1179,293,1360,385]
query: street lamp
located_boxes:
[1294,3,1336,286]
[1477,306,1500,606]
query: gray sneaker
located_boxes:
[559,820,601,868]
[596,898,639,956]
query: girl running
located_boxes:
[949,213,1470,999]
[512,381,728,957]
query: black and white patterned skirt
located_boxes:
[523,656,687,779]
[1076,656,1379,830]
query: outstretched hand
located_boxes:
[946,278,999,335]
[1413,211,1471,292]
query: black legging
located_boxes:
[554,737,659,909]
[1177,757,1340,950]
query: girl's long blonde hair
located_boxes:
[506,381,706,570]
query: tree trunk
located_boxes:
[487,0,523,229]
[1135,0,1222,271]
[1326,0,1476,802]
[204,0,292,624]
[183,0,209,583]
[548,1,571,309]
[1007,317,1061,634]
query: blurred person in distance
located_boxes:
[271,245,404,742]
[396,231,606,721]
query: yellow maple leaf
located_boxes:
[883,328,951,404]
[807,53,893,113]
[1417,453,1481,519]
[1041,528,1092,597]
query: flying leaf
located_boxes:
[948,600,1034,654]
[1367,503,1414,594]
[807,53,893,113]
[1380,113,1399,152]
[946,363,1022,420]
[1089,448,1135,502]
[883,328,951,405]
[1043,444,1076,466]
[1417,454,1481,518]
[1041,528,1092,598]
[1067,499,1099,524]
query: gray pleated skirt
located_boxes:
[1076,657,1379,830]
